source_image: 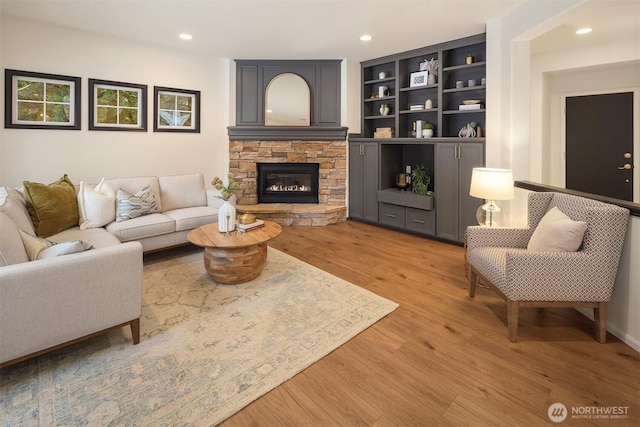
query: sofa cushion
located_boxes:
[105,176,162,212]
[116,185,157,222]
[78,178,116,229]
[163,206,218,231]
[22,174,79,237]
[0,212,29,266]
[158,174,207,212]
[106,213,175,242]
[0,186,35,235]
[527,206,588,252]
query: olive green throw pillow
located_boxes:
[22,174,79,237]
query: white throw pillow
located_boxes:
[18,228,93,260]
[18,228,56,260]
[527,206,588,252]
[38,240,94,259]
[78,178,117,229]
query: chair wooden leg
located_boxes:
[469,269,477,297]
[130,318,141,344]
[594,303,607,343]
[507,300,519,342]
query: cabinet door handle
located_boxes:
[412,219,425,224]
[360,144,364,156]
[385,213,397,218]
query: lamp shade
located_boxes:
[469,168,514,200]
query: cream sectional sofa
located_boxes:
[0,173,228,367]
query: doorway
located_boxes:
[563,90,638,202]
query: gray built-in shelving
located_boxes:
[349,33,486,244]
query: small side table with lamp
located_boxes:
[464,167,515,278]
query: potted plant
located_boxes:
[411,165,433,196]
[422,122,435,138]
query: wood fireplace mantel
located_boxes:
[227,126,349,141]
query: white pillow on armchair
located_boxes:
[527,206,588,252]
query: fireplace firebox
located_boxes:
[257,163,319,204]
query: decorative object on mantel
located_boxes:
[396,172,409,191]
[411,164,433,196]
[416,120,423,138]
[424,58,438,85]
[212,174,244,233]
[459,99,482,111]
[380,104,390,116]
[374,127,394,138]
[422,122,435,138]
[409,71,429,88]
[458,122,478,138]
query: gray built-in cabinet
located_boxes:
[349,142,379,223]
[234,60,341,127]
[349,33,486,244]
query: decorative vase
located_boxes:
[218,200,236,233]
[423,129,434,138]
[427,74,436,85]
[380,104,390,116]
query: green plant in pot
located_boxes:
[411,165,433,196]
[422,122,435,138]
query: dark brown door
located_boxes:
[566,92,634,201]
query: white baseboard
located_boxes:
[577,308,640,352]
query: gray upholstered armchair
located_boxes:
[467,192,630,343]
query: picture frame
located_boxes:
[410,71,429,88]
[153,86,200,133]
[4,69,81,130]
[89,79,147,131]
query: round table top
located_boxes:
[187,220,282,249]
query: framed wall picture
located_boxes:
[89,79,147,131]
[4,69,81,130]
[153,86,200,133]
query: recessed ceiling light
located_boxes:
[575,28,592,35]
[179,33,194,40]
[359,34,373,41]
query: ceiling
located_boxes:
[0,0,638,62]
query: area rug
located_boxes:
[0,247,398,426]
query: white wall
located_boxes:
[0,16,229,188]
[487,0,640,350]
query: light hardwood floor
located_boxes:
[221,220,639,427]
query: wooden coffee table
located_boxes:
[187,220,282,285]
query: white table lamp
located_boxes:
[469,167,514,227]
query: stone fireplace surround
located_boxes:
[229,138,347,226]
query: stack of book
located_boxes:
[236,219,265,232]
[459,103,482,111]
[409,105,423,111]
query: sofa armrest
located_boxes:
[505,250,614,301]
[0,241,143,364]
[206,189,237,208]
[466,226,532,252]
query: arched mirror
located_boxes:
[265,73,310,126]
